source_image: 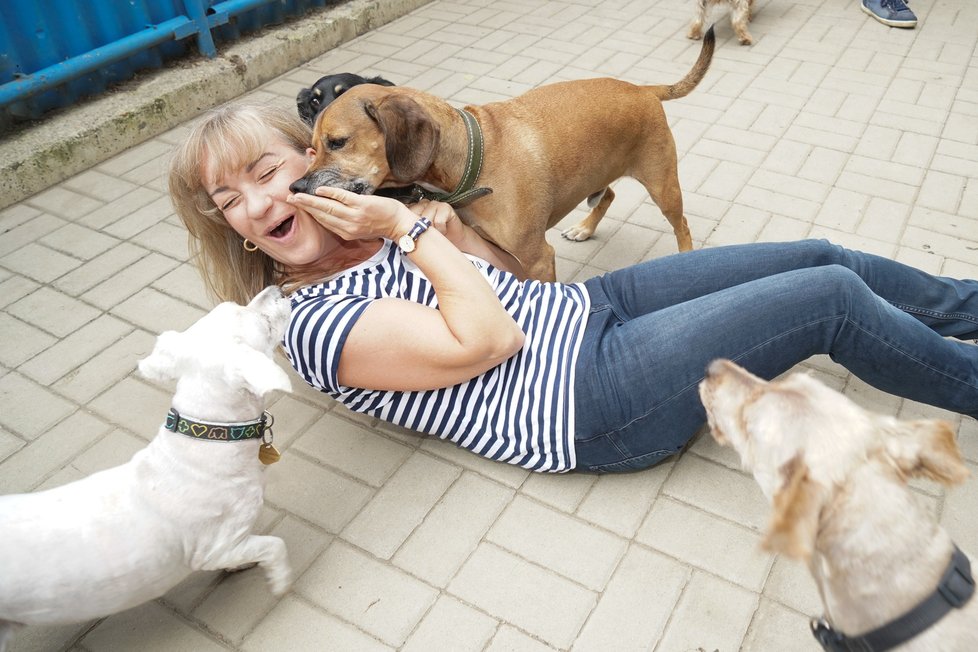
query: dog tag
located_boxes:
[259,443,281,465]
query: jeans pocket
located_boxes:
[577,447,677,474]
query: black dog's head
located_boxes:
[296,72,396,126]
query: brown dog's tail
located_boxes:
[652,25,715,101]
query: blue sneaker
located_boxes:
[861,0,917,28]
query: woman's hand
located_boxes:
[408,199,466,246]
[288,186,415,242]
[408,199,526,276]
[291,186,525,276]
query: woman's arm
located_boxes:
[288,188,526,392]
[410,201,525,276]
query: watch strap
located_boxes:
[399,217,432,252]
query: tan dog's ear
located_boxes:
[364,95,439,182]
[884,419,969,485]
[763,454,825,560]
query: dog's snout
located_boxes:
[289,177,310,194]
[706,358,731,379]
[258,285,284,300]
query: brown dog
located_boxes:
[290,28,715,281]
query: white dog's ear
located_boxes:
[885,419,969,486]
[138,331,185,382]
[763,454,826,560]
[226,348,292,397]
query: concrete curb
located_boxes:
[0,0,432,210]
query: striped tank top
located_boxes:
[283,240,591,472]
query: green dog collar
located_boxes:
[417,108,492,208]
[164,408,269,442]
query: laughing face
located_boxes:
[204,137,346,269]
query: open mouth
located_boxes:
[268,216,295,239]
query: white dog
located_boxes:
[0,286,294,651]
[699,359,977,651]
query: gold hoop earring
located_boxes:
[243,239,259,252]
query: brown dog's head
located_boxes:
[289,85,441,197]
[698,359,968,559]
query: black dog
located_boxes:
[296,72,396,126]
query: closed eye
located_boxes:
[258,165,280,182]
[326,137,348,151]
[220,194,240,211]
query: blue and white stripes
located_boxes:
[284,241,590,472]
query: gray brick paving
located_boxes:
[1,0,977,650]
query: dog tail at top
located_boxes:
[652,25,715,101]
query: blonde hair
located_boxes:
[168,103,312,305]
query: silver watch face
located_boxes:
[398,234,416,253]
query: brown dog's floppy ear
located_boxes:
[884,419,969,485]
[364,95,439,182]
[763,454,825,560]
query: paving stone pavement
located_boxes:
[2,0,978,650]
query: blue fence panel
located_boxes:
[0,0,331,123]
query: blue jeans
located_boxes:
[572,239,978,473]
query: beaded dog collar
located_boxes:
[165,408,268,441]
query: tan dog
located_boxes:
[289,29,715,282]
[688,0,755,46]
[699,359,978,650]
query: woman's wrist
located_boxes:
[397,216,433,253]
[390,207,422,242]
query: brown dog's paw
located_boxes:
[561,224,594,242]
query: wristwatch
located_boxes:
[397,217,432,254]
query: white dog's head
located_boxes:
[699,359,967,559]
[138,286,293,402]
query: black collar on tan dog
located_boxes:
[811,544,975,652]
[165,408,268,442]
[412,108,492,208]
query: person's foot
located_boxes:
[861,0,917,28]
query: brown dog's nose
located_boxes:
[289,178,310,194]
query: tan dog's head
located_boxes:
[698,359,967,559]
[289,85,440,197]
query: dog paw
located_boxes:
[561,225,594,242]
[735,28,754,45]
[687,29,703,40]
[266,565,294,596]
[225,561,258,572]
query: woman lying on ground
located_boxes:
[168,103,978,474]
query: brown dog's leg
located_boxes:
[562,187,615,242]
[521,239,558,283]
[644,171,693,252]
